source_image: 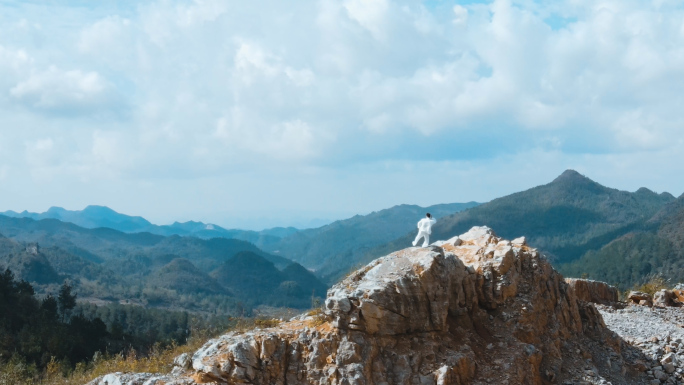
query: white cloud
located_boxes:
[10,66,122,115]
[452,5,468,26]
[0,45,32,90]
[1,0,684,226]
[78,16,132,55]
[343,0,390,40]
[215,113,330,161]
[24,137,57,180]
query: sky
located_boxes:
[1,0,684,230]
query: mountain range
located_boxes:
[259,202,480,280]
[0,201,477,314]
[1,205,298,248]
[0,215,323,313]
[351,170,683,290]
[3,169,684,308]
[1,202,480,282]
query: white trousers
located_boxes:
[413,231,430,247]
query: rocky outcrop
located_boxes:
[565,278,619,305]
[653,289,677,307]
[89,226,647,385]
[628,289,684,308]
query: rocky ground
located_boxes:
[598,304,684,385]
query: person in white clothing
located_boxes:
[412,213,436,247]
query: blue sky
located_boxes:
[1,0,684,229]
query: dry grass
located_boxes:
[253,317,282,329]
[33,338,207,385]
[306,307,330,328]
[633,275,670,296]
[0,318,265,385]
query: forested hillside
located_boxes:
[347,170,678,288]
[0,216,326,314]
[261,202,479,280]
[561,194,684,289]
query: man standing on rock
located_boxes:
[412,213,436,247]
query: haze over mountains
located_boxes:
[1,205,299,248]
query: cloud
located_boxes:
[452,5,468,26]
[10,66,123,116]
[0,45,32,90]
[343,0,390,40]
[1,0,684,226]
[78,16,132,55]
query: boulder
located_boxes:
[653,289,676,307]
[511,236,527,246]
[565,278,619,305]
[628,291,652,304]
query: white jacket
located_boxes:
[417,217,436,234]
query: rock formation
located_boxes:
[565,278,619,306]
[88,226,649,385]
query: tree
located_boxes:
[41,295,59,322]
[58,281,76,321]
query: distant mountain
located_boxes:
[0,215,325,313]
[260,202,480,279]
[428,170,674,261]
[1,201,480,283]
[1,206,298,248]
[2,205,153,232]
[210,251,326,308]
[348,170,676,287]
[148,258,227,295]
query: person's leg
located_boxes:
[422,233,430,247]
[412,232,422,246]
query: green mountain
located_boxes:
[261,202,480,278]
[0,215,325,313]
[0,238,62,285]
[428,170,674,261]
[561,193,684,289]
[147,258,227,295]
[211,251,327,308]
[346,170,676,286]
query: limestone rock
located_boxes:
[653,289,675,307]
[565,278,619,305]
[511,236,526,246]
[89,226,637,385]
[174,353,192,370]
[661,352,676,364]
[87,372,193,385]
[629,291,652,304]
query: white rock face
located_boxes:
[89,226,649,385]
[87,372,193,385]
[326,246,460,335]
